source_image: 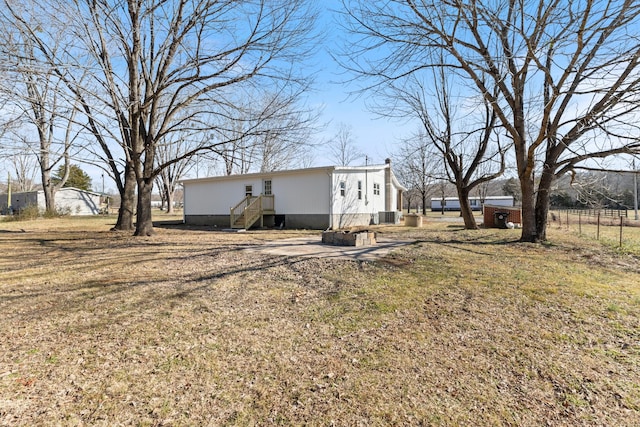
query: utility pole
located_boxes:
[634,159,638,221]
[7,173,11,214]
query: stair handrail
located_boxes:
[230,194,275,229]
[230,195,252,227]
[243,196,263,228]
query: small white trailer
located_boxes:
[430,196,514,212]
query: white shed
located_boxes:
[53,188,101,215]
[181,160,406,229]
[0,187,101,215]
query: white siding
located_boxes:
[184,169,332,215]
[37,192,46,211]
[184,178,257,215]
[270,170,330,214]
[182,164,405,227]
[331,169,386,215]
[0,189,99,215]
[55,189,100,215]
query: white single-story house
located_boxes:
[0,187,101,215]
[181,159,406,229]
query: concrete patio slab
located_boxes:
[246,236,415,261]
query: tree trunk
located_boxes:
[167,192,175,214]
[534,166,555,241]
[113,164,136,231]
[160,190,166,211]
[421,192,427,215]
[42,177,55,214]
[165,182,174,214]
[135,178,154,236]
[519,173,538,242]
[457,187,478,229]
[39,151,55,214]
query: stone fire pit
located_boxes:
[321,230,377,247]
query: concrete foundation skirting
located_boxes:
[184,214,330,230]
[284,214,329,230]
[184,213,379,230]
[322,230,377,247]
[184,214,230,227]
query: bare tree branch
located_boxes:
[341,0,640,241]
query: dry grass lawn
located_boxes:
[1,214,639,426]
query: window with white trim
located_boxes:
[373,183,380,195]
[340,181,346,197]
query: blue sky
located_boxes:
[306,1,410,167]
[85,1,408,192]
[1,1,410,193]
[117,2,407,189]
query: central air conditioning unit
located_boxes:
[379,211,400,224]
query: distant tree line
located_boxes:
[549,172,638,210]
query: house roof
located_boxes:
[57,187,102,196]
[2,187,101,197]
[180,163,407,191]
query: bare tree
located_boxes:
[0,115,39,192]
[394,132,440,215]
[1,0,132,227]
[327,123,362,166]
[341,0,640,241]
[213,110,259,176]
[104,0,318,236]
[8,149,39,192]
[255,90,320,172]
[0,32,77,213]
[4,0,318,236]
[436,179,453,215]
[571,172,629,209]
[208,89,320,175]
[154,132,196,214]
[474,177,490,207]
[396,69,506,229]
